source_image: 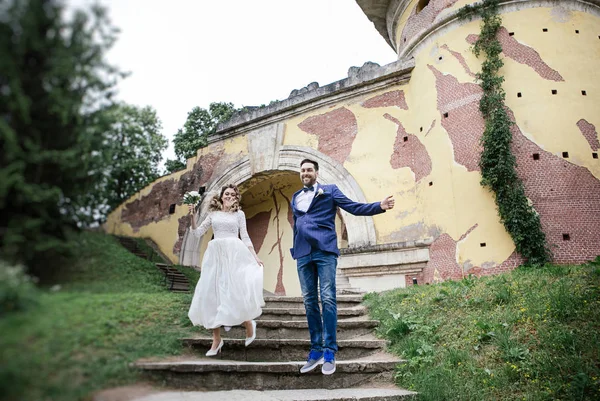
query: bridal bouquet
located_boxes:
[182,191,202,206]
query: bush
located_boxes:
[0,261,39,315]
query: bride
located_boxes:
[187,184,265,356]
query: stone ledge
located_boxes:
[338,240,431,292]
[342,263,425,278]
[209,59,415,142]
[340,238,433,255]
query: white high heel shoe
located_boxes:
[245,320,257,347]
[205,339,224,357]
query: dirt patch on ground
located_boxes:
[91,383,160,401]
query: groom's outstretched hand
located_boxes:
[380,195,395,210]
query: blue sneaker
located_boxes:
[322,349,336,375]
[300,350,324,374]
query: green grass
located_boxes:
[364,260,600,401]
[0,232,199,401]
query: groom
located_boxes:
[290,158,395,375]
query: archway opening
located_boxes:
[239,170,348,296]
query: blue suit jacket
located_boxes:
[290,183,385,260]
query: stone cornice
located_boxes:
[339,238,433,255]
[355,0,396,48]
[209,59,414,144]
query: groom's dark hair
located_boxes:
[300,158,319,171]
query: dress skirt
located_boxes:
[188,237,264,329]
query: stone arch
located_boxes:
[179,145,378,266]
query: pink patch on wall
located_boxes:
[384,113,432,182]
[121,148,224,257]
[422,233,462,283]
[246,210,272,253]
[362,90,408,109]
[428,65,484,172]
[577,119,600,151]
[298,107,358,165]
[173,215,192,255]
[467,27,564,81]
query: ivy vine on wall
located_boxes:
[457,0,550,265]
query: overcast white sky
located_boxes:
[66,0,397,163]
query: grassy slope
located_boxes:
[0,232,200,401]
[364,261,600,401]
[3,232,599,401]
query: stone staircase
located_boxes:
[133,295,416,400]
[116,236,190,293]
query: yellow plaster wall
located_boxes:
[106,4,599,287]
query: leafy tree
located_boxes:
[95,103,168,213]
[164,102,237,173]
[0,0,123,272]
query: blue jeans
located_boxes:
[296,250,338,353]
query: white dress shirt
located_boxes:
[295,183,318,213]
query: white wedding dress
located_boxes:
[188,210,265,329]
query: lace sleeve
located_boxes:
[191,213,212,238]
[237,210,254,248]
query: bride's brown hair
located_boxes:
[208,184,242,212]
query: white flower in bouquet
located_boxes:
[182,191,202,206]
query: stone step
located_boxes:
[259,307,366,321]
[182,338,387,361]
[168,276,189,283]
[212,320,379,341]
[170,283,189,290]
[135,354,405,391]
[263,295,364,309]
[110,386,416,401]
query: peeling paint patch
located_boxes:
[121,149,224,233]
[246,210,272,253]
[385,113,432,182]
[467,27,564,82]
[423,233,462,283]
[298,107,358,165]
[428,65,484,172]
[362,90,408,109]
[173,215,192,255]
[577,119,600,151]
